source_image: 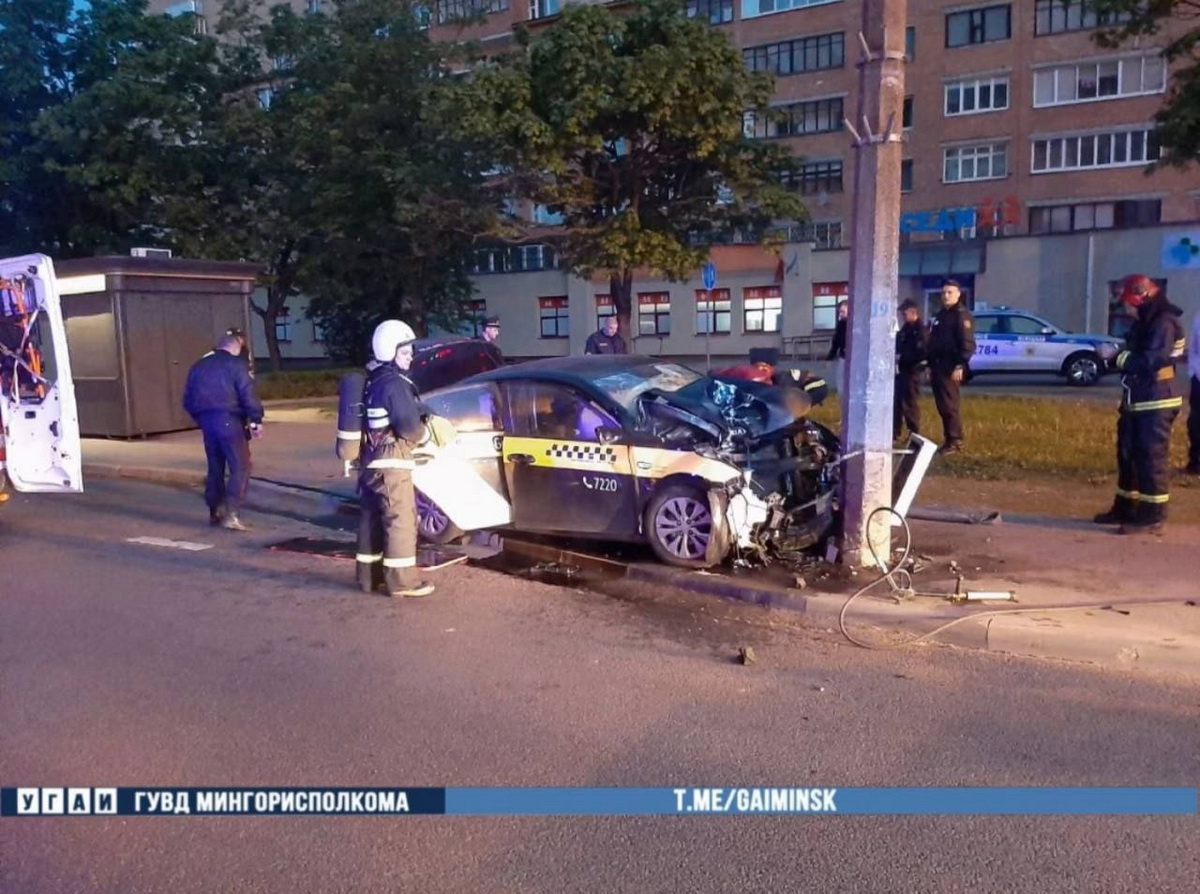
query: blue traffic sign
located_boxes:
[701,261,717,291]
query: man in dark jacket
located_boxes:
[356,319,435,598]
[894,299,926,441]
[478,315,504,362]
[182,334,264,530]
[825,300,848,360]
[584,316,627,355]
[926,280,976,454]
[1094,275,1186,535]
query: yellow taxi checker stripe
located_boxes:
[1134,493,1170,504]
[544,444,619,463]
[1129,397,1183,412]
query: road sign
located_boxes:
[701,261,717,291]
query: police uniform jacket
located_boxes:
[895,321,927,374]
[182,350,263,425]
[1114,296,1186,410]
[927,305,976,374]
[361,362,428,469]
[584,331,627,354]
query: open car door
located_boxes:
[0,253,83,494]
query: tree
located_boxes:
[1093,0,1200,166]
[454,0,804,343]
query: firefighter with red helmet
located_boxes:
[1094,274,1186,535]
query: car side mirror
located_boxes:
[1041,327,1055,335]
[596,425,622,446]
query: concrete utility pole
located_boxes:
[839,0,908,568]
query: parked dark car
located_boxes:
[407,336,504,394]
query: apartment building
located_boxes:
[150,0,1200,367]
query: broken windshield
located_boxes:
[589,362,703,412]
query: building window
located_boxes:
[1029,199,1162,234]
[538,296,569,338]
[901,159,914,193]
[743,32,845,76]
[531,204,565,226]
[596,295,616,331]
[946,5,1011,48]
[749,0,840,16]
[903,96,914,129]
[686,0,733,24]
[274,308,292,343]
[470,243,559,274]
[812,282,848,330]
[1032,128,1160,173]
[1034,0,1131,36]
[746,97,844,139]
[945,76,1010,116]
[312,320,326,343]
[796,221,843,249]
[528,0,559,19]
[905,26,915,61]
[465,299,488,336]
[1033,55,1167,107]
[307,0,323,13]
[638,293,671,336]
[784,160,844,195]
[743,287,782,333]
[436,0,508,25]
[695,289,732,335]
[256,88,274,110]
[943,142,1008,183]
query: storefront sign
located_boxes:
[901,196,1021,234]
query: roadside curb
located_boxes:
[84,461,1200,676]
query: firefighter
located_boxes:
[1094,275,1186,535]
[356,319,436,598]
[926,280,976,454]
[894,299,926,440]
[182,334,264,530]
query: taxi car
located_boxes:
[970,307,1124,386]
[409,355,845,568]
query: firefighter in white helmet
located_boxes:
[356,319,435,598]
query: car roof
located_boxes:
[977,307,1047,317]
[466,354,686,386]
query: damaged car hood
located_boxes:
[637,375,813,447]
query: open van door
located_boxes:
[0,253,83,494]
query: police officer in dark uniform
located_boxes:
[182,334,264,530]
[479,315,504,362]
[926,280,975,454]
[1094,274,1186,535]
[584,316,627,355]
[356,319,435,598]
[894,299,926,440]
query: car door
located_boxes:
[1005,314,1058,372]
[410,382,513,531]
[970,314,1009,373]
[499,379,640,537]
[0,253,83,493]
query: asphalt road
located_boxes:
[1,480,1197,893]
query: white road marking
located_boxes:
[126,536,213,552]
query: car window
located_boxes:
[973,315,1005,336]
[1007,315,1051,336]
[504,381,619,442]
[588,362,703,412]
[422,383,502,433]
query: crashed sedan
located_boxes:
[410,355,843,568]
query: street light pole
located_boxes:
[839,0,908,568]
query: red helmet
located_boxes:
[1118,274,1158,307]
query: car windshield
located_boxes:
[588,362,704,412]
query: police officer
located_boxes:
[356,320,435,598]
[479,315,504,362]
[926,280,975,454]
[182,334,264,530]
[584,316,627,355]
[1094,275,1186,535]
[894,299,926,441]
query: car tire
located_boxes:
[415,490,464,545]
[1063,351,1101,387]
[645,482,721,569]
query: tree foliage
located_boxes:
[454,0,804,341]
[1093,0,1200,166]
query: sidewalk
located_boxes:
[79,413,1200,677]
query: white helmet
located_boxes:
[371,319,417,363]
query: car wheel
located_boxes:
[645,483,719,569]
[415,490,464,544]
[1063,352,1101,387]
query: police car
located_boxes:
[970,307,1124,386]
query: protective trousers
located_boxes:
[1188,376,1200,469]
[894,371,921,440]
[356,468,419,593]
[200,415,251,516]
[1114,408,1178,524]
[929,367,963,444]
